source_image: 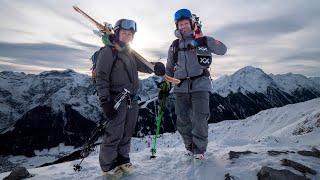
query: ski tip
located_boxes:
[72,5,79,11]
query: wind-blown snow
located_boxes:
[1,98,319,179]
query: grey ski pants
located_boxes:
[99,100,139,172]
[175,91,210,154]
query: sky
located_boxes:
[0,0,319,78]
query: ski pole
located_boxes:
[73,119,110,171]
[150,82,170,159]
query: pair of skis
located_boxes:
[72,6,180,85]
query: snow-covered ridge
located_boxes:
[0,69,101,132]
[0,70,162,132]
[212,66,320,97]
[1,66,319,132]
[1,98,319,179]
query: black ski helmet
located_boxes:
[114,19,137,37]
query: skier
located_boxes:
[95,19,165,177]
[165,9,227,160]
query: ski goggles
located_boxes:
[117,19,137,32]
[174,9,192,23]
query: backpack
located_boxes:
[90,46,132,94]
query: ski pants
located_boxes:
[99,99,139,172]
[175,91,210,154]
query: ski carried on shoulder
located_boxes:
[72,5,180,85]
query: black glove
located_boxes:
[158,89,170,100]
[154,62,166,76]
[157,81,170,100]
[102,101,117,119]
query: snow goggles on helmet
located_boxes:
[114,19,137,33]
[174,9,192,23]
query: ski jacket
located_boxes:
[95,45,152,104]
[165,30,227,93]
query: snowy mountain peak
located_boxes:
[212,66,320,97]
[212,66,276,96]
[234,66,265,75]
[270,73,320,94]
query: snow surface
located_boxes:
[1,98,319,179]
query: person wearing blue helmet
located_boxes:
[166,8,227,160]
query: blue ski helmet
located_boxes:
[174,9,194,30]
[174,9,192,23]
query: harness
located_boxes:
[170,36,211,89]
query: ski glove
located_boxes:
[154,62,166,76]
[158,89,170,100]
[194,25,203,39]
[102,101,117,119]
[157,81,171,100]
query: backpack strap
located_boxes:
[109,46,118,83]
[171,39,180,65]
[109,46,133,84]
[171,37,208,65]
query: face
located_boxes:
[118,29,134,43]
[177,19,192,33]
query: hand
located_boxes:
[157,81,171,100]
[194,25,203,39]
[154,62,166,76]
[158,89,170,100]
[102,101,117,119]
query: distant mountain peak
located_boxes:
[212,66,320,97]
[212,66,276,96]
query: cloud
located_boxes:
[0,58,65,74]
[214,14,311,46]
[0,0,319,77]
[68,38,100,49]
[0,42,95,72]
[283,50,320,61]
